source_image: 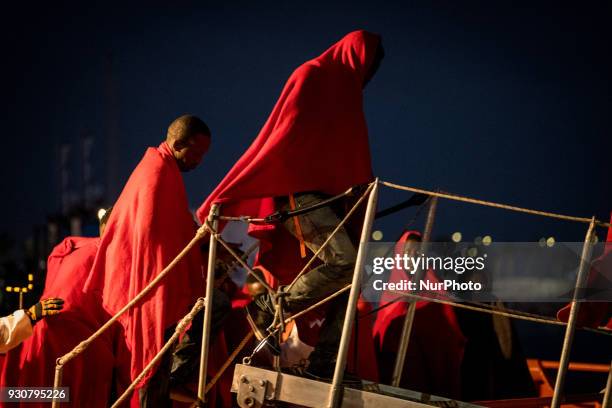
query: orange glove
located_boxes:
[25,298,64,323]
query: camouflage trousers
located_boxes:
[279,192,357,372]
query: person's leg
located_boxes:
[140,328,175,408]
[302,293,349,378]
[279,193,358,379]
[280,193,357,311]
[170,289,230,388]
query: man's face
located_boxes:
[403,237,421,257]
[173,133,211,172]
[247,281,266,298]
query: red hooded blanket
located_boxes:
[196,29,379,222]
[196,30,382,381]
[557,212,612,328]
[0,237,118,408]
[372,231,466,398]
[84,142,204,391]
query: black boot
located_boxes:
[244,292,281,355]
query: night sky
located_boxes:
[1,1,610,244]
[0,0,611,390]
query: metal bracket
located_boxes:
[232,364,484,408]
[236,374,275,408]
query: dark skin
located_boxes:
[403,236,422,273]
[167,132,211,172]
[99,213,111,236]
[247,280,267,298]
[246,266,268,298]
[99,221,107,237]
[403,236,422,257]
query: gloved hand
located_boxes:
[25,298,64,323]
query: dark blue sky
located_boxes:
[1,1,611,244]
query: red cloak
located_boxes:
[557,212,612,329]
[372,231,466,398]
[84,142,204,390]
[196,29,380,222]
[0,237,117,408]
[195,30,381,381]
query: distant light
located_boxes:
[28,274,33,282]
[5,286,12,292]
[482,235,492,246]
[21,287,28,293]
[546,237,555,247]
[28,284,33,290]
[474,236,483,245]
[467,247,478,257]
[538,238,546,247]
[97,208,107,220]
[372,230,383,241]
[451,232,462,243]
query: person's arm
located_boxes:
[0,298,64,353]
[0,310,33,353]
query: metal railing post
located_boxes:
[326,179,379,408]
[391,196,438,387]
[111,299,206,408]
[51,225,207,405]
[51,362,63,408]
[197,204,220,403]
[602,360,612,408]
[551,217,596,408]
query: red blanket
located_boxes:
[557,212,612,328]
[84,142,204,392]
[0,237,117,408]
[195,30,382,382]
[372,231,466,398]
[196,29,380,222]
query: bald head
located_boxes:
[99,206,113,237]
[166,115,211,172]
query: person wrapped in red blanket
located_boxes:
[196,30,383,381]
[372,231,466,398]
[0,212,120,408]
[557,212,612,329]
[83,115,230,406]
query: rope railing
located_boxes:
[189,285,354,408]
[203,221,274,294]
[206,182,374,296]
[200,180,610,407]
[111,298,206,408]
[56,226,208,368]
[287,181,375,291]
[385,290,612,336]
[216,185,360,224]
[197,181,375,388]
[181,285,353,408]
[381,181,611,228]
[51,178,611,407]
[52,225,209,407]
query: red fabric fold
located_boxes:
[84,142,204,388]
[372,231,466,398]
[0,237,117,408]
[196,30,380,223]
[557,211,612,329]
[195,30,382,382]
